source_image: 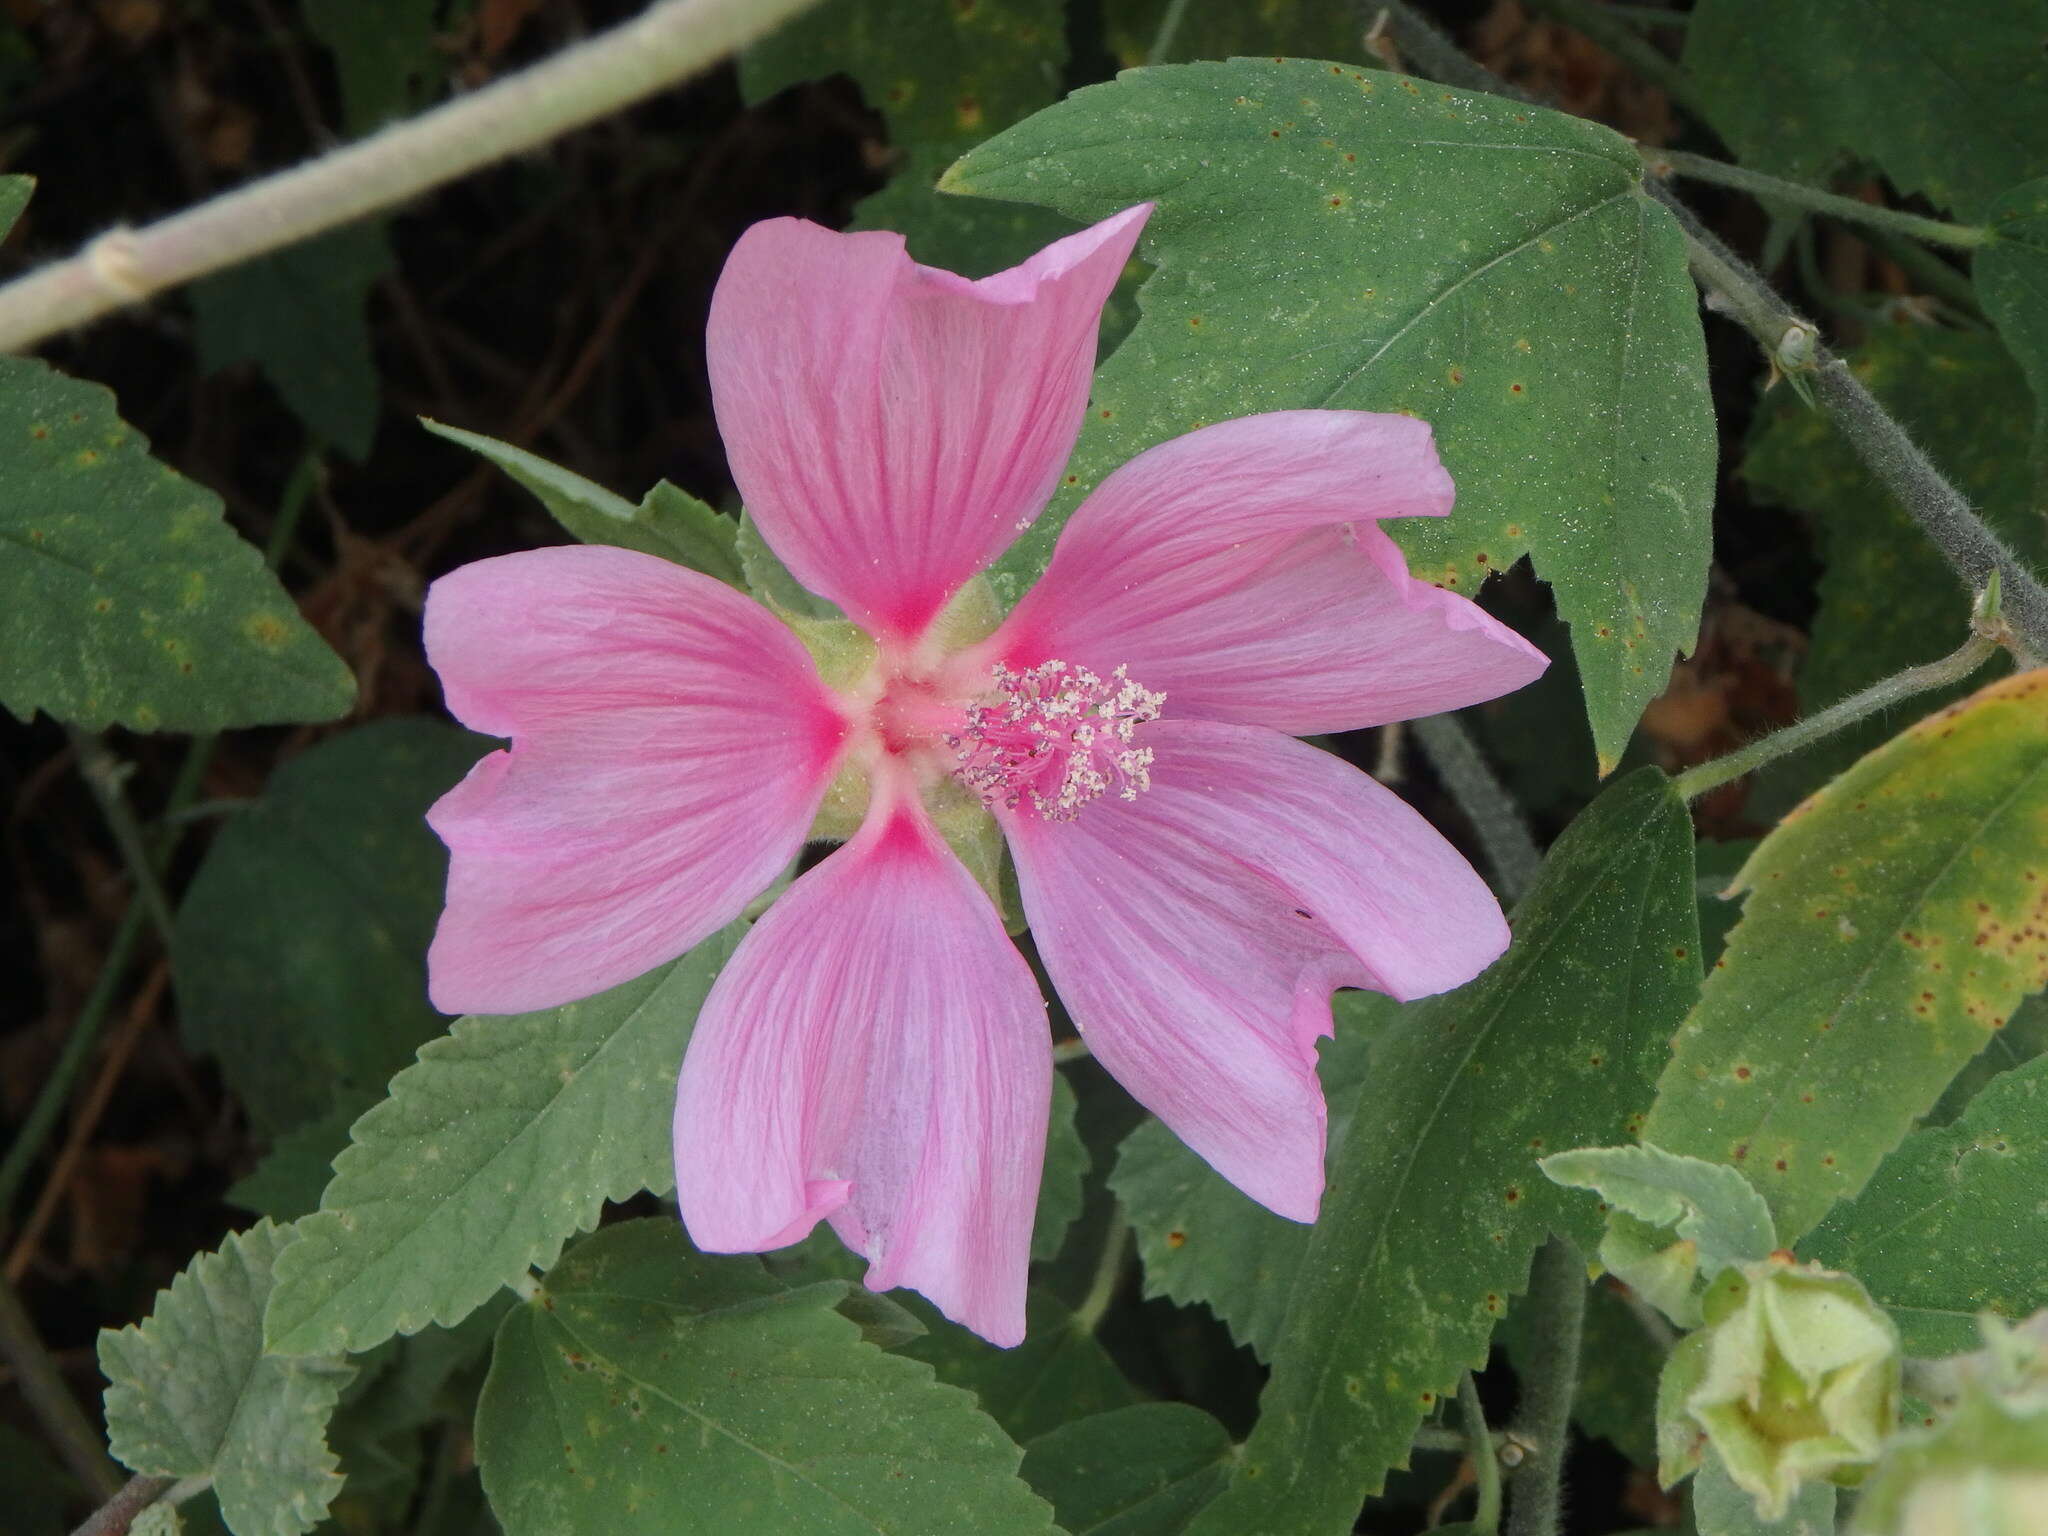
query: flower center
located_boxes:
[946,660,1164,822]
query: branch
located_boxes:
[0,0,820,350]
[1504,1238,1586,1536]
[68,1474,175,1536]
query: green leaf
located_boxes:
[226,1094,377,1221]
[174,719,484,1138]
[263,929,739,1357]
[191,223,391,461]
[945,60,1715,769]
[303,0,442,135]
[1802,1055,2048,1355]
[1186,768,1700,1534]
[1929,993,2048,1126]
[476,1220,1056,1535]
[1541,1143,1778,1277]
[1643,670,2048,1243]
[734,510,841,619]
[0,173,32,241]
[899,1288,1140,1444]
[742,0,1072,277]
[1683,0,2048,215]
[0,356,355,731]
[1034,1071,1088,1263]
[1109,991,1391,1360]
[1020,1403,1234,1536]
[1977,177,2048,483]
[1692,1450,1835,1536]
[419,419,744,585]
[1742,327,2039,809]
[100,1220,355,1536]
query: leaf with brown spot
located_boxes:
[1646,670,2048,1243]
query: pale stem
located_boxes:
[1073,1207,1131,1335]
[1671,632,2000,802]
[0,0,822,351]
[68,1474,177,1536]
[1413,714,1541,906]
[1145,0,1194,64]
[1461,1370,1505,1535]
[1505,1237,1587,1536]
[1643,147,1992,251]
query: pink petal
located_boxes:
[706,206,1149,643]
[423,545,847,1015]
[673,796,1050,1346]
[1004,719,1509,1221]
[992,411,1546,734]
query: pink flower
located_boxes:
[421,205,1546,1346]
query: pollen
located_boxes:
[947,660,1164,821]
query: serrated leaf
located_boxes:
[1034,1071,1088,1263]
[476,1220,1056,1536]
[1693,1449,1835,1536]
[0,356,354,731]
[899,1288,1140,1444]
[742,0,1072,277]
[304,0,442,134]
[226,1094,377,1221]
[1109,991,1391,1360]
[1683,0,2048,216]
[1743,327,2039,810]
[1020,1403,1234,1536]
[100,1221,355,1536]
[1185,768,1700,1535]
[1977,177,2048,484]
[1542,1144,1778,1277]
[945,59,1715,769]
[174,720,483,1138]
[191,223,391,460]
[264,928,739,1356]
[420,420,744,585]
[1802,1055,2048,1355]
[1644,670,2048,1243]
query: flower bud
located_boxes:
[1682,1256,1900,1520]
[1854,1313,2048,1536]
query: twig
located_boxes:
[1504,1238,1586,1536]
[1672,631,1999,802]
[1413,715,1542,906]
[1371,1,2048,663]
[68,1474,175,1536]
[1642,147,1990,251]
[0,0,821,350]
[0,1272,124,1499]
[6,963,170,1283]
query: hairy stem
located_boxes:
[1647,184,2048,658]
[0,0,820,350]
[65,731,175,944]
[1643,147,1991,250]
[1672,632,1999,801]
[1413,715,1542,906]
[68,1474,175,1536]
[1505,1238,1586,1536]
[0,1272,124,1499]
[1377,1,2048,665]
[1460,1370,1504,1535]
